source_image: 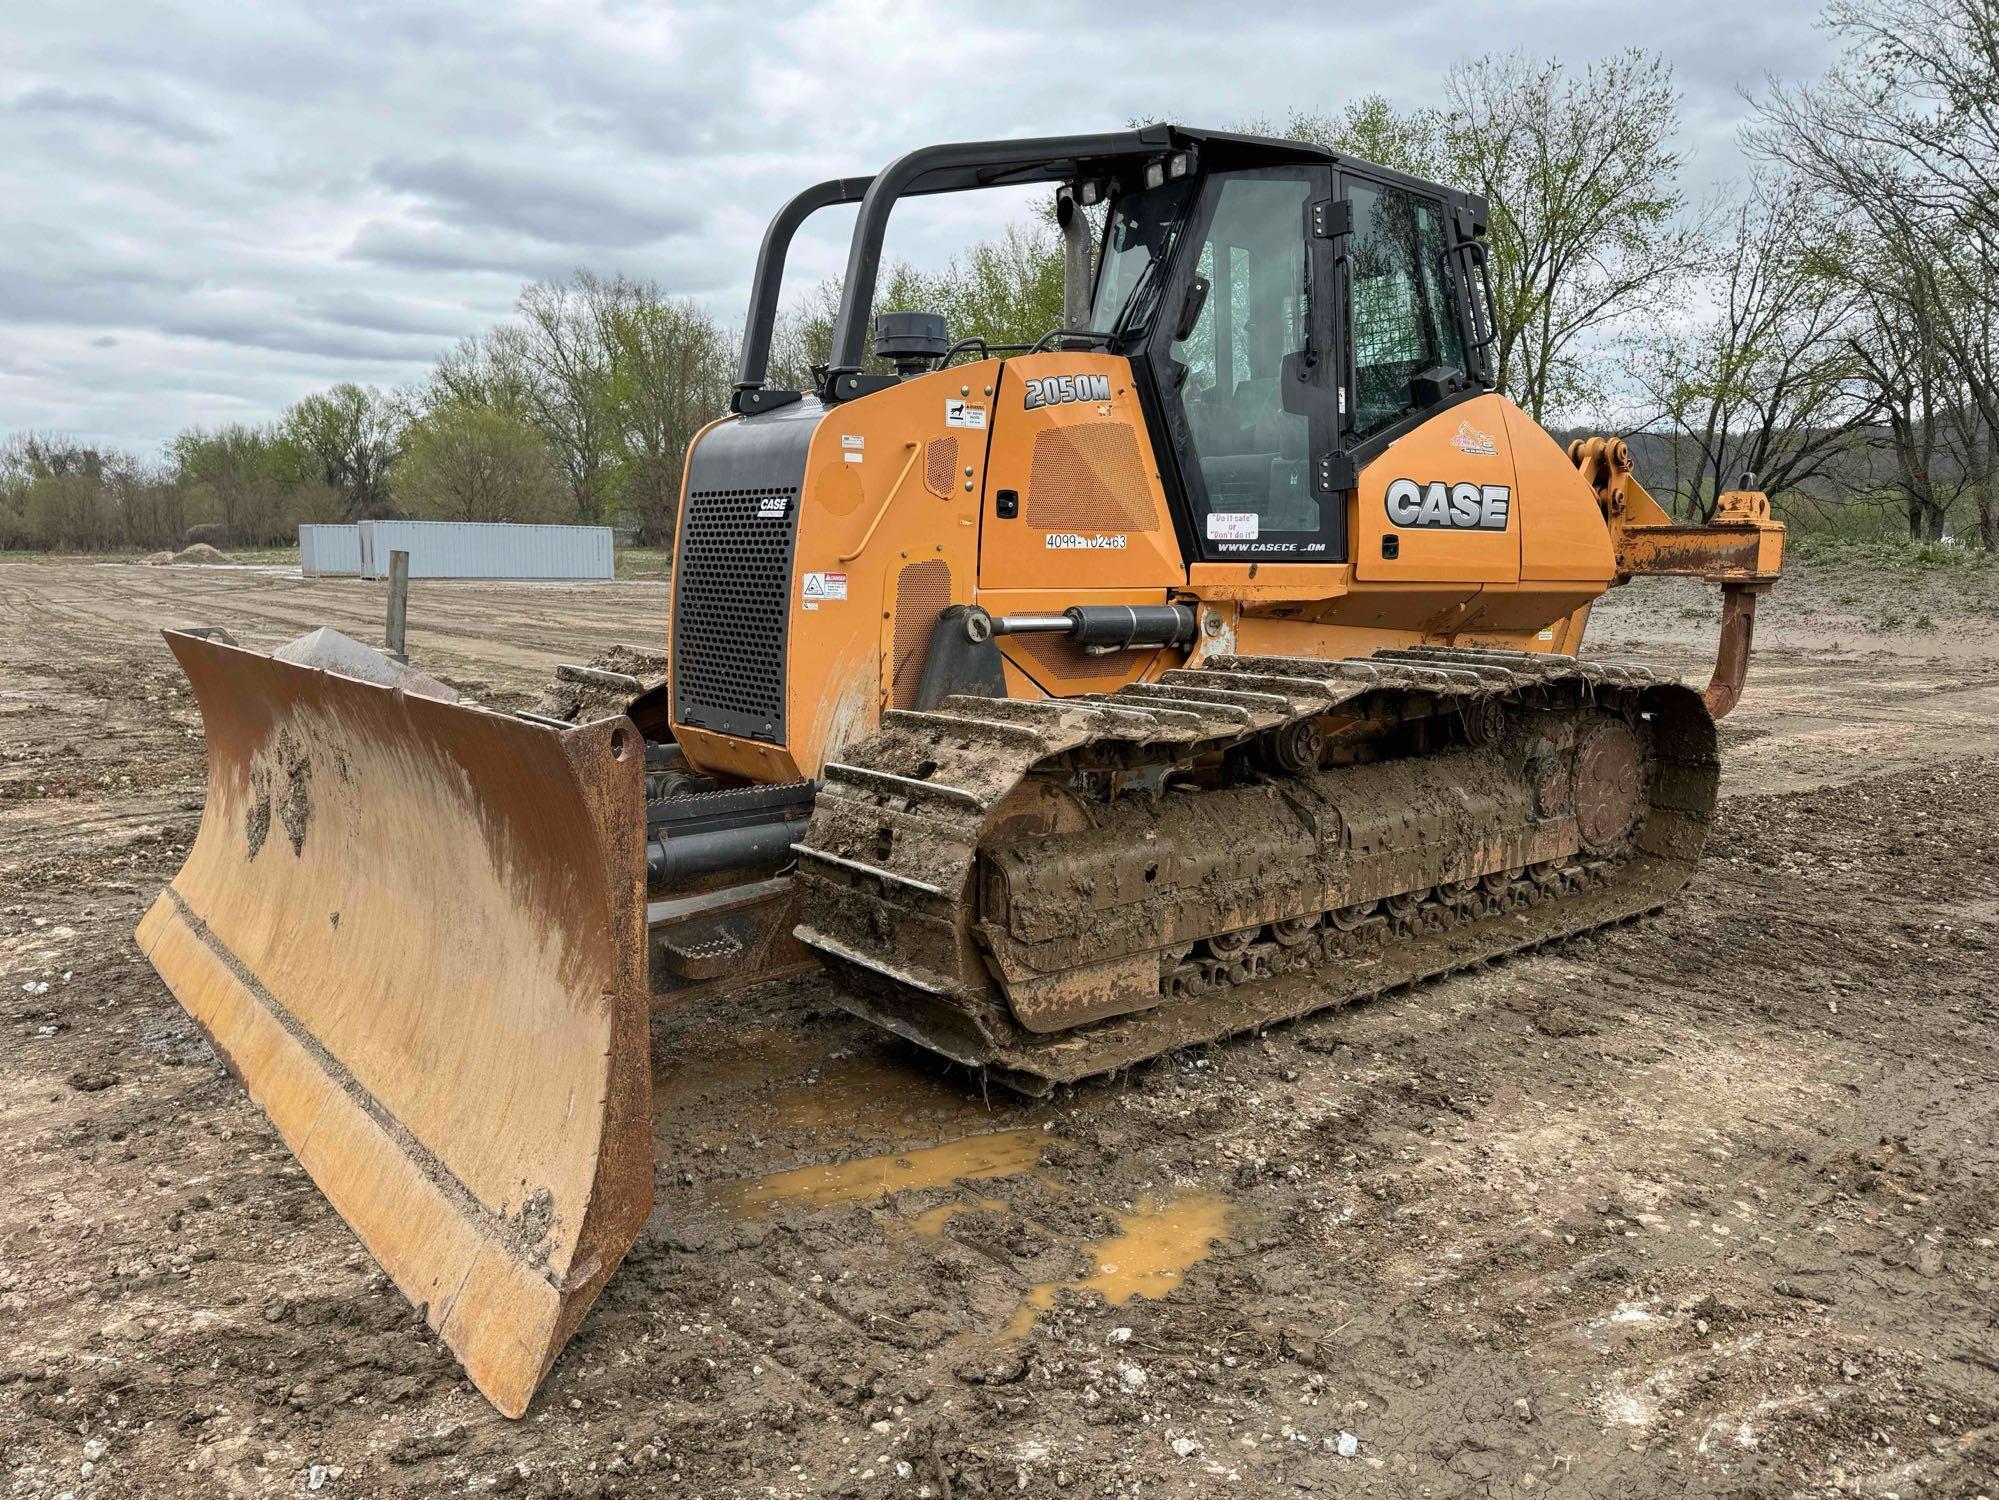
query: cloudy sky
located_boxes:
[3,0,1838,453]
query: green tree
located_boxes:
[280,383,402,519]
[765,210,1071,388]
[392,402,571,523]
[169,424,295,545]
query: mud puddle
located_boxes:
[712,1127,1051,1217]
[1003,1191,1233,1337]
[654,1022,1018,1154]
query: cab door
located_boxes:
[1342,174,1520,584]
[1143,163,1344,565]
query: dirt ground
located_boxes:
[2,554,1996,1500]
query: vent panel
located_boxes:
[1024,423,1158,533]
[891,559,952,710]
[1009,632,1152,682]
[923,436,959,498]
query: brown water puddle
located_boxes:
[655,1026,1010,1153]
[1002,1191,1232,1338]
[714,1129,1050,1218]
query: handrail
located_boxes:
[838,443,922,563]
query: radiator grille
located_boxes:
[1025,423,1158,533]
[891,560,952,709]
[672,486,799,743]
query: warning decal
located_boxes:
[803,571,847,602]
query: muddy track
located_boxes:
[2,559,1996,1499]
[799,651,1714,1088]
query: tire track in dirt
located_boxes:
[3,558,1996,1498]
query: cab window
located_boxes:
[1347,180,1466,440]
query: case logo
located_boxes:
[1023,373,1112,409]
[757,495,790,519]
[1385,479,1511,531]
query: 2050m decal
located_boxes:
[1023,373,1112,409]
[1385,478,1511,531]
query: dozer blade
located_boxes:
[135,629,650,1418]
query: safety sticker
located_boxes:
[803,571,847,603]
[1450,421,1498,457]
[842,434,864,463]
[1044,533,1127,550]
[1206,512,1259,541]
[945,400,987,429]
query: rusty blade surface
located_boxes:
[134,630,651,1418]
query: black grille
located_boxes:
[672,486,799,743]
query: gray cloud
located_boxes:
[2,0,1842,452]
[370,154,697,247]
[11,84,218,145]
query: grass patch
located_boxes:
[1789,533,1996,571]
[616,547,673,580]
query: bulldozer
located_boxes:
[136,126,1784,1417]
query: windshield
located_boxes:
[1088,177,1196,335]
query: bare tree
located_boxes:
[1629,175,1872,518]
[1753,0,1999,544]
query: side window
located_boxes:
[1347,181,1466,440]
[1164,169,1325,554]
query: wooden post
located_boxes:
[386,549,410,662]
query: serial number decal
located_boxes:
[1384,478,1511,531]
[1023,373,1112,409]
[1044,532,1128,550]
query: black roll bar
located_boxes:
[727,124,1456,412]
[731,126,1185,411]
[733,176,872,398]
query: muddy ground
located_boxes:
[2,555,1996,1499]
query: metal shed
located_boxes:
[299,524,362,577]
[356,521,615,581]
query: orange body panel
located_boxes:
[976,353,1186,593]
[670,375,1628,783]
[1352,394,1520,585]
[1505,404,1617,582]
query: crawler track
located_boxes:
[794,648,1719,1092]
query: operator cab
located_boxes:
[725,125,1496,569]
[1084,139,1494,562]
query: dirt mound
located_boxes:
[139,551,174,566]
[529,643,670,724]
[168,542,233,566]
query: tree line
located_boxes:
[6,0,1995,552]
